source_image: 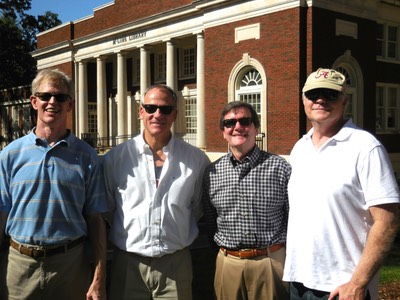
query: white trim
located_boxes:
[333,50,364,128]
[235,23,260,43]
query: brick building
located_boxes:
[3,0,400,178]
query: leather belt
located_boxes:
[10,236,86,258]
[221,243,284,259]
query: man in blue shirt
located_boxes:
[0,69,108,300]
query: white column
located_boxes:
[166,40,176,91]
[96,56,107,141]
[117,51,127,142]
[109,97,117,146]
[196,32,206,150]
[134,91,141,132]
[78,61,88,138]
[74,62,79,134]
[127,92,132,136]
[166,40,179,133]
[140,47,150,101]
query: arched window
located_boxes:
[333,51,364,127]
[336,66,355,121]
[236,69,262,124]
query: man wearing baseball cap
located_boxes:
[283,68,400,300]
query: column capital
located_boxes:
[163,38,178,45]
[193,30,204,36]
[139,45,152,51]
[75,59,89,64]
[114,50,129,56]
[94,54,108,60]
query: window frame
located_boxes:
[376,22,399,61]
[179,46,196,79]
[376,84,400,132]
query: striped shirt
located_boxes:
[202,146,291,249]
[0,130,108,245]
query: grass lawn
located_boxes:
[380,243,400,283]
[378,242,400,299]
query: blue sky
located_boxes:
[28,0,112,23]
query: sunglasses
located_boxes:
[223,117,253,128]
[35,92,71,103]
[142,104,175,115]
[304,89,341,101]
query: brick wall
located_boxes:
[204,8,302,155]
[73,0,193,39]
[37,23,72,49]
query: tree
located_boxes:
[0,0,61,90]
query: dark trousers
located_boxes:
[290,282,371,300]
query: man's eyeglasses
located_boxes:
[142,104,175,115]
[35,92,71,103]
[222,117,253,128]
[304,89,341,102]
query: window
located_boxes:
[88,103,97,133]
[185,96,197,134]
[376,23,399,60]
[336,66,355,121]
[376,24,384,57]
[388,26,398,59]
[237,69,262,121]
[181,87,197,146]
[236,69,265,149]
[180,47,196,78]
[376,85,400,131]
[155,52,166,82]
[132,57,140,85]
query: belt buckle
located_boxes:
[238,249,253,259]
[19,244,47,258]
[32,248,46,258]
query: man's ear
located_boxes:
[30,96,39,110]
[342,94,349,107]
[67,99,75,112]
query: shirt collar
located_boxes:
[138,131,175,156]
[31,127,73,148]
[304,119,355,142]
[228,145,260,167]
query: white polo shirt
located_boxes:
[283,119,400,298]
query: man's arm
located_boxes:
[85,213,107,300]
[329,203,399,300]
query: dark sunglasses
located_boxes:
[304,89,341,101]
[35,92,71,103]
[223,117,253,128]
[142,104,175,115]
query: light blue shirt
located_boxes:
[0,130,108,245]
[103,133,210,257]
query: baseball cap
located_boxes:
[302,68,346,92]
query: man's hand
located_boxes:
[86,279,106,300]
[329,281,366,300]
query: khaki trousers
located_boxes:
[109,247,193,300]
[1,243,90,300]
[214,246,289,300]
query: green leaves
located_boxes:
[0,0,61,89]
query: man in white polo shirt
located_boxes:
[283,68,400,300]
